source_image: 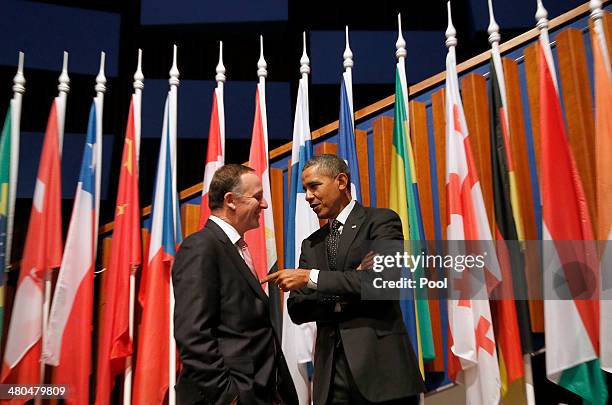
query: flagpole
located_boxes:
[6,52,25,276]
[216,41,226,157]
[123,48,143,405]
[57,52,69,154]
[486,2,536,403]
[168,44,179,405]
[39,52,70,401]
[257,35,269,155]
[94,52,106,247]
[343,26,355,129]
[590,0,611,73]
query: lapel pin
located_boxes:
[351,225,357,229]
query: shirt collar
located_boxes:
[210,215,242,245]
[334,199,356,227]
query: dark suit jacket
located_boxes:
[287,203,425,404]
[173,220,298,405]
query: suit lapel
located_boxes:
[205,221,269,304]
[336,203,366,272]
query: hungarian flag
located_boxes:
[591,12,612,374]
[43,100,101,405]
[444,14,501,404]
[539,32,608,403]
[95,95,141,404]
[1,99,63,400]
[488,56,531,391]
[133,94,182,404]
[199,86,225,228]
[283,68,318,405]
[245,82,277,286]
[337,63,361,202]
[390,59,435,375]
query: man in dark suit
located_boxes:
[173,164,298,405]
[263,154,425,405]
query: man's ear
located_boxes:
[337,173,349,191]
[224,192,237,210]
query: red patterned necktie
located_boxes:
[237,238,259,281]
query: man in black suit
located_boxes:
[263,154,425,405]
[173,164,298,405]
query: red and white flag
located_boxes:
[245,70,277,285]
[444,5,501,404]
[42,97,102,405]
[199,85,225,228]
[1,99,63,402]
[95,95,141,405]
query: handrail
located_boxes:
[99,1,603,235]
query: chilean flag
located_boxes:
[337,71,361,202]
[1,99,63,403]
[133,94,182,404]
[43,100,101,405]
[199,86,225,228]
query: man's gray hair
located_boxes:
[302,154,351,183]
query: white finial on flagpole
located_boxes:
[535,0,549,31]
[396,14,407,60]
[300,31,310,76]
[13,52,25,95]
[343,26,354,69]
[95,52,107,94]
[487,0,501,45]
[134,49,144,91]
[169,44,179,87]
[216,41,226,83]
[445,2,457,48]
[58,51,70,94]
[590,0,604,22]
[257,35,267,79]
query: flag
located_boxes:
[95,96,141,404]
[488,56,531,392]
[389,61,435,376]
[42,100,100,404]
[0,106,13,338]
[283,73,318,405]
[1,100,63,398]
[445,31,502,405]
[199,86,225,228]
[133,95,182,404]
[337,71,361,202]
[539,32,608,403]
[591,11,612,374]
[245,83,277,285]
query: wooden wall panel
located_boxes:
[409,101,435,241]
[461,73,494,235]
[315,142,338,155]
[556,28,596,224]
[523,43,541,179]
[373,116,393,208]
[355,129,371,206]
[180,204,201,239]
[431,89,447,240]
[503,57,544,332]
[270,168,284,271]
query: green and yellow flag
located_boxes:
[0,105,13,337]
[389,62,435,376]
